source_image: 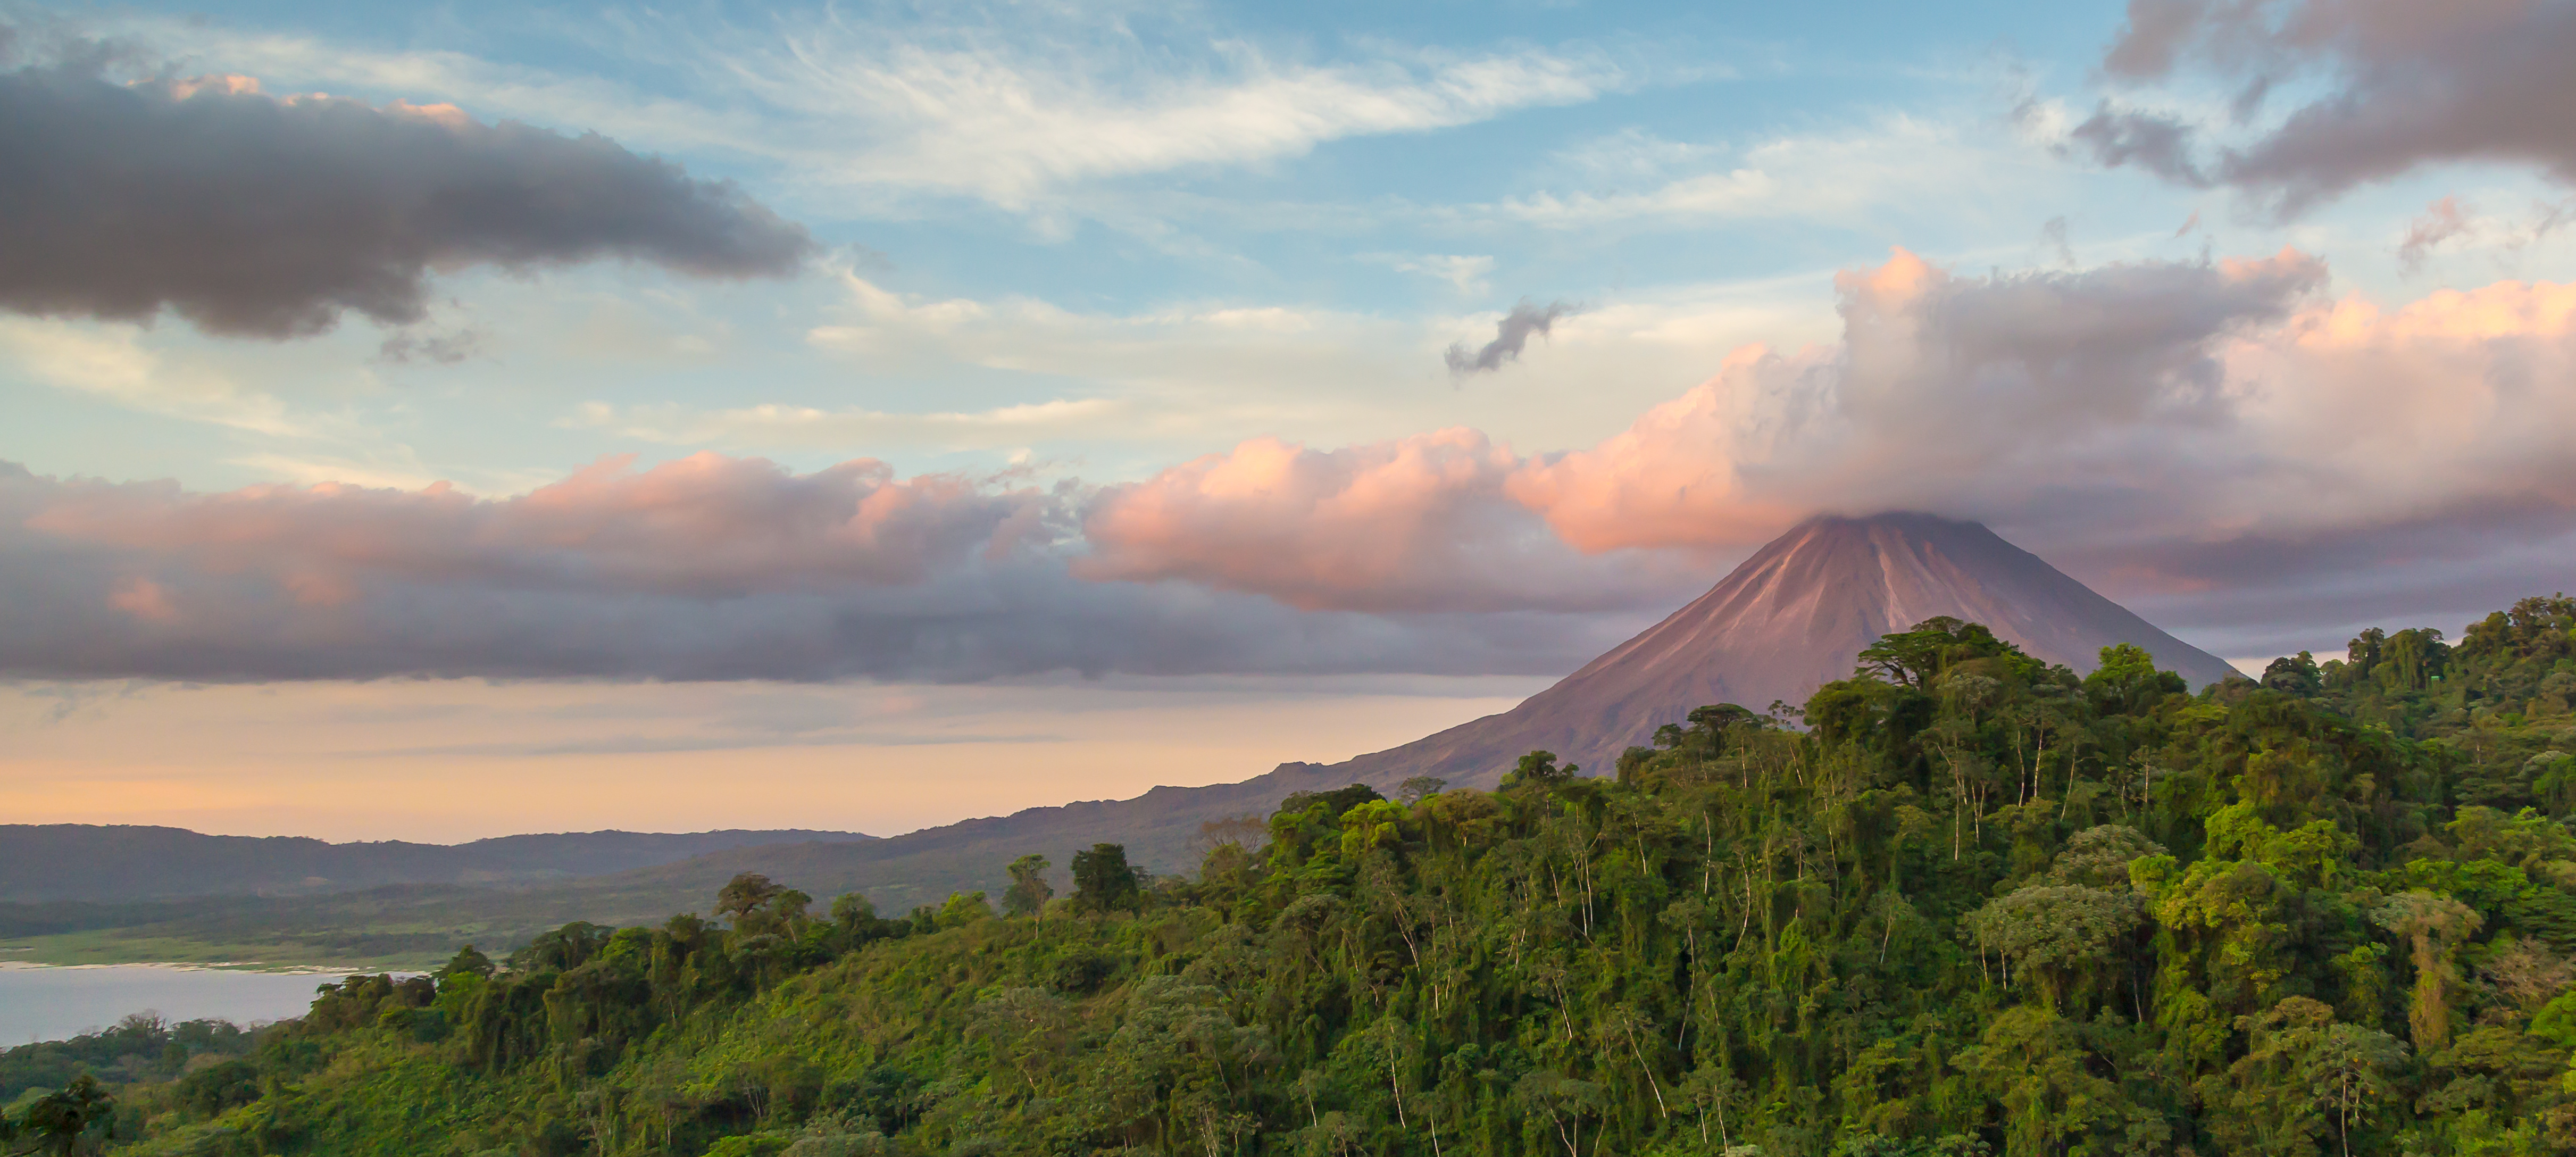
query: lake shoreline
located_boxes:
[0,963,414,1046]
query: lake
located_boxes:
[0,964,358,1045]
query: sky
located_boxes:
[5,0,2576,842]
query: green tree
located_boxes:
[437,943,495,980]
[4,1073,113,1156]
[1397,776,1447,804]
[1003,854,1054,917]
[1964,884,2142,1006]
[2373,890,2482,1048]
[1071,843,1141,913]
[2204,996,2406,1157]
[1506,750,1575,787]
[64,601,2576,1157]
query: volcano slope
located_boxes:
[535,512,2237,908]
[1323,511,2238,788]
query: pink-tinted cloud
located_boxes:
[1076,431,1695,613]
[13,250,2576,682]
[107,577,177,622]
[27,452,1037,597]
[2397,196,2475,274]
[1077,247,2576,650]
[1085,248,2320,595]
[0,456,1638,681]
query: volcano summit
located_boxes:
[1324,511,2239,787]
[577,511,2240,904]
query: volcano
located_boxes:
[557,512,2241,909]
[1323,511,2239,787]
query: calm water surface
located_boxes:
[0,964,356,1044]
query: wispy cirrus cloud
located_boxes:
[566,397,1130,452]
[1486,115,2044,229]
[727,32,1630,210]
[0,318,309,435]
[115,11,1633,217]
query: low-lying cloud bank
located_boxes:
[0,28,813,338]
[0,455,1640,681]
[9,247,2575,680]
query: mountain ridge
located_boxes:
[544,512,2239,909]
[1315,511,2240,784]
[9,512,2237,921]
[0,825,877,903]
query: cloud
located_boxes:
[566,397,1130,451]
[25,452,1044,597]
[1445,299,1579,377]
[1511,247,2336,552]
[97,12,1631,221]
[377,329,482,366]
[2389,195,2576,276]
[0,456,1641,682]
[0,317,307,434]
[16,245,2576,682]
[2039,217,2075,265]
[2397,197,2475,274]
[2077,0,2576,213]
[1078,246,2576,654]
[1488,116,2028,230]
[1507,247,2576,582]
[0,33,814,338]
[797,271,1424,430]
[1075,431,1697,613]
[1382,254,1495,295]
[717,29,1625,210]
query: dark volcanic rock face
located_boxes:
[1328,512,2239,787]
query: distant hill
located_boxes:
[5,512,2238,950]
[0,826,876,903]
[532,512,2239,911]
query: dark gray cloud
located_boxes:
[2038,216,2075,265]
[0,33,814,338]
[2078,0,2576,214]
[1444,299,1579,377]
[0,459,1645,682]
[2068,107,2207,187]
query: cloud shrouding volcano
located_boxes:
[0,35,813,338]
[9,248,2576,680]
[1089,247,2576,609]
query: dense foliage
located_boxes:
[19,597,2576,1156]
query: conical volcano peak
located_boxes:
[1757,510,2024,563]
[637,512,2242,903]
[1783,509,1988,532]
[1325,511,2238,788]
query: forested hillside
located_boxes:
[16,597,2576,1156]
